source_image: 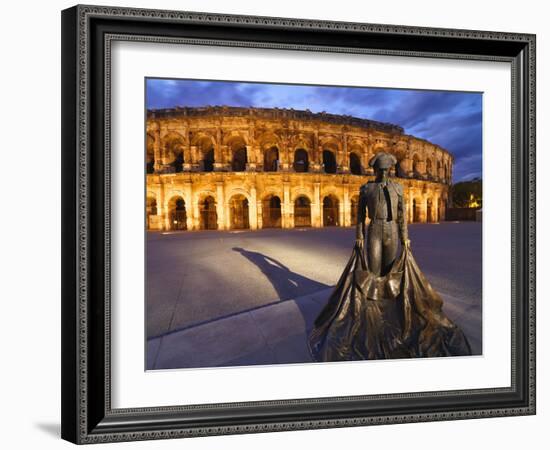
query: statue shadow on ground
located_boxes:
[232,247,329,302]
[232,247,330,332]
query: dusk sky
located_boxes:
[146,79,482,182]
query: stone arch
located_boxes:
[146,195,157,230]
[167,196,187,230]
[228,193,250,229]
[194,135,215,172]
[322,194,340,227]
[293,148,309,173]
[256,131,280,149]
[163,132,186,173]
[198,194,218,230]
[263,146,280,172]
[322,150,337,174]
[262,194,282,228]
[349,151,362,175]
[146,133,155,174]
[294,195,312,227]
[227,135,248,172]
[223,130,249,146]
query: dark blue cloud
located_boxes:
[146,78,482,182]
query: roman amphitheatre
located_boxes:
[145,106,453,231]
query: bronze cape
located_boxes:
[308,245,472,361]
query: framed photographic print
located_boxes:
[61,4,536,444]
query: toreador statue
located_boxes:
[308,151,472,362]
[355,152,410,276]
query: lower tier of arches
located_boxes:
[146,173,449,231]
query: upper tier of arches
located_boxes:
[146,107,453,184]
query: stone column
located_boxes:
[256,200,263,229]
[216,182,225,230]
[407,188,414,223]
[282,182,292,228]
[249,186,258,229]
[313,182,322,227]
[183,143,192,172]
[311,146,323,173]
[214,145,227,171]
[192,195,200,231]
[434,195,440,222]
[184,182,193,230]
[153,127,162,172]
[343,185,350,227]
[245,145,257,172]
[338,135,348,173]
[338,199,345,227]
[420,195,428,222]
[190,145,200,171]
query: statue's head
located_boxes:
[368,152,397,177]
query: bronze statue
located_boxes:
[308,152,472,362]
[356,152,409,276]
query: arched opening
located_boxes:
[146,197,157,229]
[350,196,359,226]
[229,194,249,229]
[146,134,155,174]
[169,152,184,173]
[202,148,214,172]
[196,136,215,172]
[294,196,311,227]
[168,197,187,230]
[263,146,279,172]
[293,149,309,172]
[232,148,247,172]
[322,150,337,174]
[323,195,339,226]
[349,152,362,175]
[413,199,421,223]
[262,195,282,228]
[444,164,449,182]
[427,198,433,223]
[164,134,185,173]
[199,196,218,230]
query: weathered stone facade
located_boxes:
[146,106,453,231]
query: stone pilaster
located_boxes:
[216,182,225,230]
[312,182,322,227]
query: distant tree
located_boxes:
[451,178,482,208]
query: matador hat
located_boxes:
[368,152,397,170]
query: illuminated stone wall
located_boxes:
[145,106,452,231]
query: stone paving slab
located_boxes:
[147,284,481,370]
[147,224,482,339]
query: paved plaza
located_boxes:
[146,223,482,370]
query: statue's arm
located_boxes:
[397,187,409,244]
